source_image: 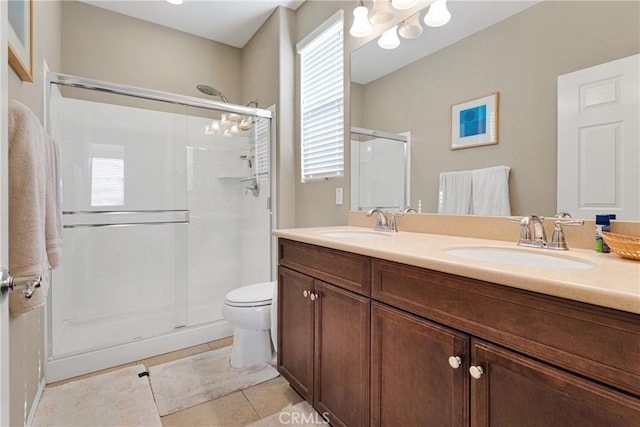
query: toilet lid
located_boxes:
[225,281,275,306]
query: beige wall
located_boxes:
[8,1,62,425]
[241,7,297,229]
[61,1,242,101]
[355,1,640,217]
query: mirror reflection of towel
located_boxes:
[438,171,472,214]
[471,166,511,216]
[438,166,511,216]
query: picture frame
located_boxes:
[451,92,499,150]
[8,0,34,82]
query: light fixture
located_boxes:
[391,0,420,10]
[349,2,373,37]
[424,0,451,27]
[378,25,400,49]
[370,0,395,25]
[398,12,423,39]
[165,0,183,5]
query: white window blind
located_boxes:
[254,117,270,182]
[298,11,344,183]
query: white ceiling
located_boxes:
[352,1,540,84]
[81,0,306,48]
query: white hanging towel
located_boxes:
[8,100,63,316]
[438,170,473,214]
[471,165,511,216]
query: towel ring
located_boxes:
[0,268,42,300]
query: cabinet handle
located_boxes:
[303,290,309,298]
[310,292,318,301]
[448,356,462,369]
[469,365,484,380]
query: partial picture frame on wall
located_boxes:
[451,92,499,150]
[8,0,34,82]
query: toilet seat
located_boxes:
[224,281,274,308]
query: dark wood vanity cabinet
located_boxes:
[371,302,470,426]
[471,340,640,427]
[277,238,640,426]
[278,240,371,427]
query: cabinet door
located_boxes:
[277,266,314,400]
[371,302,469,427]
[471,339,640,427]
[314,280,370,427]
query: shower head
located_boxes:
[196,84,229,103]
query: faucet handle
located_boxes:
[549,219,584,250]
[388,212,405,232]
[507,216,532,241]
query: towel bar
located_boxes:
[0,268,42,300]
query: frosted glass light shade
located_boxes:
[166,0,183,5]
[398,13,423,39]
[370,0,394,25]
[350,5,373,37]
[378,25,400,50]
[424,0,451,27]
[391,0,419,10]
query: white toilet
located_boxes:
[222,281,277,368]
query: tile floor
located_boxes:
[47,337,304,426]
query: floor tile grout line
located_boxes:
[240,390,263,423]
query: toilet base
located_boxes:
[230,327,273,368]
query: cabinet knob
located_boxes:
[448,356,462,369]
[310,292,318,301]
[469,365,484,380]
[303,290,309,298]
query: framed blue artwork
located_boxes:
[451,92,499,150]
[8,0,33,82]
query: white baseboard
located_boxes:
[45,320,233,383]
[26,377,46,427]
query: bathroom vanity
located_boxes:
[274,227,640,427]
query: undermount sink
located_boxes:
[445,247,594,270]
[320,231,391,239]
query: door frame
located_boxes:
[1,0,12,424]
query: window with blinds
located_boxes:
[298,11,344,183]
[254,117,270,182]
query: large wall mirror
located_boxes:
[350,0,639,218]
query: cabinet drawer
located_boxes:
[279,239,371,296]
[372,259,640,397]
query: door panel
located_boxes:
[1,1,10,423]
[471,339,640,427]
[558,53,639,219]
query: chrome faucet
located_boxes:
[367,209,388,231]
[508,215,547,248]
[366,209,401,232]
[508,215,583,250]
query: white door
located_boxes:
[0,1,11,425]
[557,54,640,220]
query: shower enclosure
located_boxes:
[44,73,274,381]
[350,127,410,212]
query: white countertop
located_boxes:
[273,226,640,314]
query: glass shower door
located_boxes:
[49,87,188,358]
